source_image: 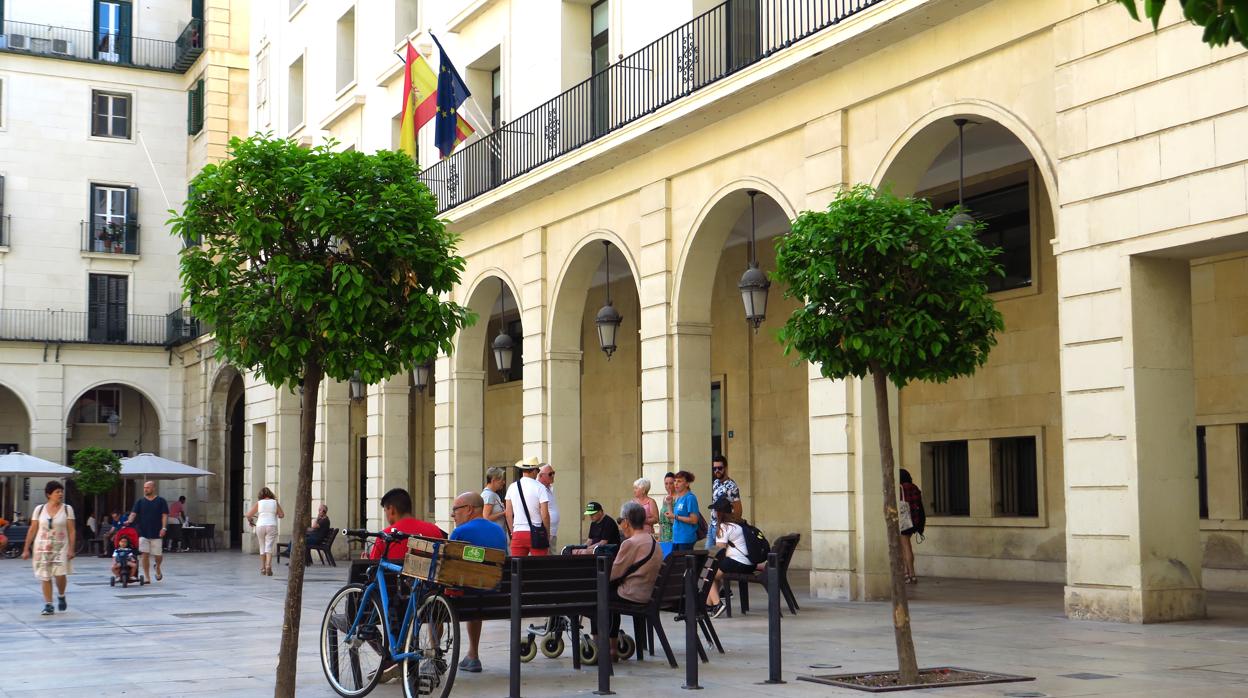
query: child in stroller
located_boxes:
[110,526,145,587]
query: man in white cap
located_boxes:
[538,463,560,551]
[504,456,551,556]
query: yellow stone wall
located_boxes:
[483,382,523,482]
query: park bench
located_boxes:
[3,524,30,558]
[278,526,339,566]
[720,532,801,617]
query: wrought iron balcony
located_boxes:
[419,0,883,213]
[0,18,203,73]
[0,309,172,346]
[81,221,139,255]
[165,307,209,347]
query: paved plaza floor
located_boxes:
[2,550,1247,697]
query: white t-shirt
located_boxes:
[542,483,560,536]
[505,477,549,532]
[256,499,279,528]
[717,522,751,566]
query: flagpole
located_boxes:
[421,34,492,141]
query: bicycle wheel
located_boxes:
[401,593,460,698]
[321,583,388,698]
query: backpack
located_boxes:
[737,521,771,565]
[694,512,708,541]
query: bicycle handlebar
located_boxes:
[341,528,412,544]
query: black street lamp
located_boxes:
[413,361,432,393]
[946,118,975,230]
[737,190,770,332]
[107,412,120,438]
[349,370,365,401]
[595,241,623,360]
[492,278,515,381]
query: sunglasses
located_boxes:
[452,504,471,513]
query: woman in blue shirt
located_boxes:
[668,470,699,551]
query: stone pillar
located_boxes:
[546,352,582,535]
[448,368,484,530]
[317,379,351,559]
[432,353,455,528]
[366,376,410,531]
[521,227,548,462]
[272,387,301,550]
[638,180,678,500]
[672,324,712,505]
[1061,253,1205,622]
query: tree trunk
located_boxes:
[274,361,322,697]
[871,365,920,684]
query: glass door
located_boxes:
[95,1,132,63]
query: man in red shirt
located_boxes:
[368,488,444,560]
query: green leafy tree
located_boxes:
[71,447,122,523]
[171,135,473,697]
[1113,0,1248,49]
[773,185,1003,684]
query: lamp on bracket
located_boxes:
[349,370,366,402]
[413,361,433,394]
[737,190,771,332]
[107,412,120,438]
[595,241,623,360]
[492,278,515,382]
[945,118,976,230]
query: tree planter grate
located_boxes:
[798,667,1034,692]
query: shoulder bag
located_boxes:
[516,479,550,550]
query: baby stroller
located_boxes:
[109,526,146,588]
[518,544,636,665]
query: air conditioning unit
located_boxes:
[51,39,73,56]
[6,34,30,50]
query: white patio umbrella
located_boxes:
[119,453,214,481]
[0,452,76,477]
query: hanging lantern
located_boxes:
[595,241,624,360]
[107,412,121,438]
[349,370,366,401]
[737,190,771,332]
[945,118,975,231]
[493,278,515,381]
[413,362,432,393]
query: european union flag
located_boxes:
[432,33,471,158]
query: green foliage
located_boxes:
[171,135,474,388]
[773,185,1005,388]
[1114,0,1248,49]
[71,447,122,497]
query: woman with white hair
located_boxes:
[630,477,659,537]
[482,466,508,536]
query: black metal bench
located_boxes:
[721,532,801,616]
[279,526,339,566]
[3,525,30,558]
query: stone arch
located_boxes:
[64,379,166,430]
[0,379,37,426]
[453,267,523,373]
[871,100,1060,239]
[547,229,641,355]
[672,176,798,326]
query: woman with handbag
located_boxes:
[898,469,925,584]
[21,480,76,616]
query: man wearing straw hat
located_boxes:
[504,456,551,556]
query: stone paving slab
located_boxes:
[2,553,1248,697]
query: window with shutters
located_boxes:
[992,436,1038,517]
[74,386,123,423]
[187,78,205,135]
[95,0,133,64]
[88,184,138,254]
[0,174,7,247]
[922,440,970,516]
[91,90,132,139]
[87,274,128,343]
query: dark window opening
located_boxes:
[88,273,128,342]
[924,440,969,516]
[963,183,1032,292]
[1197,425,1208,519]
[992,436,1038,517]
[590,0,609,136]
[91,90,131,139]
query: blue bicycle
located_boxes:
[320,529,459,698]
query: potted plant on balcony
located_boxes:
[98,222,126,253]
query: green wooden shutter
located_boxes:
[124,187,138,254]
[188,79,204,135]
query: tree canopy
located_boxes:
[774,184,1004,388]
[70,447,121,497]
[172,135,473,389]
[1114,0,1248,49]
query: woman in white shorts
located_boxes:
[245,487,284,576]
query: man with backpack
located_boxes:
[703,496,770,617]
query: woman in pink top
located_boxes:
[630,478,659,536]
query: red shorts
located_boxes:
[510,531,549,557]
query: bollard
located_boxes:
[594,554,615,695]
[510,558,523,697]
[682,555,702,690]
[765,551,785,684]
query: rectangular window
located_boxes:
[395,0,420,45]
[186,438,198,467]
[288,55,305,131]
[1240,424,1248,519]
[963,182,1032,292]
[335,7,356,92]
[89,184,137,254]
[992,436,1038,517]
[87,273,128,342]
[94,0,133,63]
[0,174,6,247]
[75,386,122,424]
[1197,425,1208,519]
[357,435,368,528]
[92,90,131,139]
[711,380,723,459]
[923,440,970,516]
[255,48,269,117]
[187,78,205,135]
[591,0,609,136]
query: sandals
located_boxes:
[905,575,919,585]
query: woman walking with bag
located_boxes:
[21,480,76,616]
[245,487,284,576]
[898,469,925,584]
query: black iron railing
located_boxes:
[420,0,883,212]
[0,18,202,73]
[165,307,208,346]
[0,309,171,346]
[81,221,139,255]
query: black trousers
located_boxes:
[589,586,626,638]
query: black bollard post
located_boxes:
[682,555,702,690]
[765,551,785,684]
[510,557,523,697]
[594,554,615,695]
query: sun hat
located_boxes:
[513,456,541,470]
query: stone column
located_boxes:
[546,352,582,535]
[672,324,712,504]
[1061,253,1205,622]
[432,354,455,528]
[521,227,548,462]
[638,180,679,499]
[317,379,351,559]
[271,387,301,549]
[366,376,410,531]
[448,368,484,530]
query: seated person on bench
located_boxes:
[302,504,332,561]
[449,491,508,674]
[590,502,661,662]
[366,488,444,561]
[574,501,621,554]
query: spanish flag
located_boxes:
[399,42,474,160]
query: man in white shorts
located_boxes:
[125,481,169,582]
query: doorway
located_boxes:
[228,395,244,548]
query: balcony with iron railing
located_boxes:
[0,17,203,73]
[420,0,884,213]
[81,221,140,256]
[0,307,207,347]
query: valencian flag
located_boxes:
[432,33,475,158]
[398,41,437,159]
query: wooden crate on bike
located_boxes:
[402,535,506,590]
